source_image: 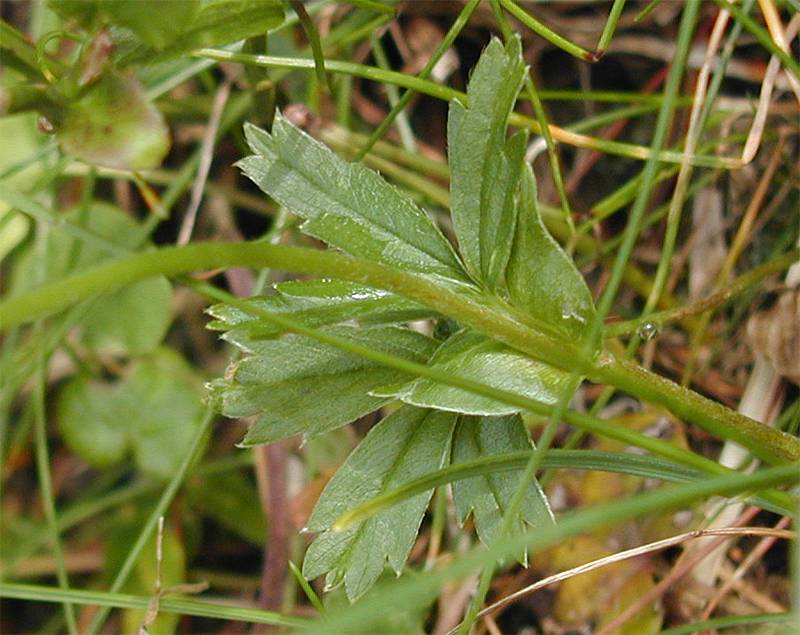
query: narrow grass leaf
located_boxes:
[302,406,457,601]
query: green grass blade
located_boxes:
[32,362,78,635]
[334,448,797,530]
[498,0,595,61]
[302,463,800,634]
[84,410,216,635]
[0,582,306,628]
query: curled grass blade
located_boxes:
[333,449,796,531]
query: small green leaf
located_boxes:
[58,71,170,170]
[447,36,527,288]
[167,0,283,52]
[207,279,432,338]
[10,202,172,355]
[57,0,284,62]
[238,117,468,283]
[103,0,200,49]
[48,0,103,26]
[506,166,596,341]
[373,329,572,416]
[451,415,553,558]
[302,406,457,601]
[210,325,438,445]
[79,277,173,356]
[57,348,206,480]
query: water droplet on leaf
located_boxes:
[638,321,659,341]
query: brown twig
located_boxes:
[176,77,232,246]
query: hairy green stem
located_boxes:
[3,241,799,465]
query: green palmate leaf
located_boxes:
[451,415,553,557]
[10,202,172,355]
[303,406,457,601]
[238,117,468,283]
[209,325,438,445]
[56,348,206,480]
[447,36,527,288]
[506,166,596,341]
[58,71,170,171]
[373,329,572,416]
[207,279,432,338]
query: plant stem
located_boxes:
[498,0,595,61]
[2,241,799,463]
[335,450,796,529]
[32,358,78,635]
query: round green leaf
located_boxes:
[10,201,172,354]
[57,348,206,480]
[58,71,170,171]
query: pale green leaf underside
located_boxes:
[239,117,468,283]
[207,279,432,338]
[448,36,527,288]
[210,326,438,445]
[373,329,572,416]
[303,406,457,601]
[452,415,553,558]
